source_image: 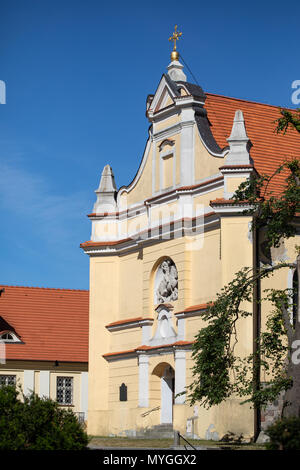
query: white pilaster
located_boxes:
[23,370,35,396]
[138,354,149,407]
[180,108,195,186]
[174,349,186,404]
[39,370,50,398]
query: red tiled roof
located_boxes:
[205,93,300,196]
[0,285,89,362]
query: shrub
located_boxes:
[266,417,300,450]
[0,385,89,450]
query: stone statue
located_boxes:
[156,259,178,303]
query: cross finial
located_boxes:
[169,25,182,61]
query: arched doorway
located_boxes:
[152,363,175,425]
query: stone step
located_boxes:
[136,424,174,439]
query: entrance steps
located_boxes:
[136,424,174,439]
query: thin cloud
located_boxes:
[0,161,91,247]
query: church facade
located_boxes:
[81,46,300,439]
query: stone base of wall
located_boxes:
[260,391,284,431]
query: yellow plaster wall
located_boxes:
[150,201,178,224]
[88,257,118,435]
[108,358,139,435]
[191,229,221,306]
[126,213,148,238]
[126,142,153,207]
[94,221,118,239]
[220,216,254,360]
[185,316,204,343]
[110,329,141,351]
[193,188,224,210]
[119,253,143,318]
[155,114,179,133]
[226,176,247,194]
[194,130,225,182]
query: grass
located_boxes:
[89,436,266,450]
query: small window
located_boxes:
[0,333,14,341]
[119,383,127,402]
[0,375,16,387]
[56,377,73,405]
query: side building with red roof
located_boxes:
[0,285,89,422]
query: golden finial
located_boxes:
[169,25,182,61]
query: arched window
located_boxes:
[293,269,299,328]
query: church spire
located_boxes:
[93,164,117,213]
[225,110,252,165]
[167,25,186,82]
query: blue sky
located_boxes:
[0,0,299,289]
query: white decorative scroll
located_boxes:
[155,259,178,304]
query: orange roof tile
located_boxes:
[0,285,89,363]
[205,93,300,196]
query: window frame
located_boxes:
[0,374,16,387]
[56,376,74,406]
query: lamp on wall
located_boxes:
[54,360,59,367]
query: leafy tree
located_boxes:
[0,385,89,450]
[265,416,300,450]
[276,108,300,134]
[188,111,300,420]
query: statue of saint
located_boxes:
[157,259,178,303]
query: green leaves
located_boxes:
[232,159,300,248]
[0,386,89,450]
[188,113,300,417]
[187,263,296,409]
[275,108,300,135]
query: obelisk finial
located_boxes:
[169,25,182,61]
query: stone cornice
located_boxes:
[174,303,209,319]
[87,175,224,220]
[102,341,194,361]
[106,317,154,332]
[80,212,220,256]
[209,198,255,215]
